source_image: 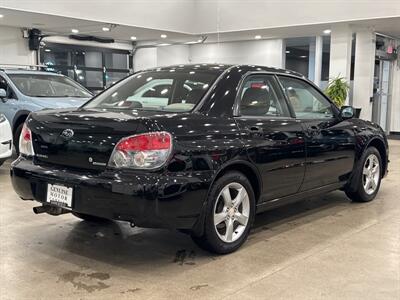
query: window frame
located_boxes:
[233,72,294,119]
[276,74,340,121]
[0,74,18,100]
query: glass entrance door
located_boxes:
[372,59,392,132]
[40,43,132,93]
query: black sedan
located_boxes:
[11,64,389,254]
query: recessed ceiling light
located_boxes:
[285,50,290,54]
[255,35,262,40]
[44,49,51,52]
[160,34,167,39]
[0,14,4,18]
[130,36,137,40]
[323,29,331,34]
[102,27,110,32]
[71,29,79,34]
[300,55,307,58]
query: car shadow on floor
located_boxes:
[34,190,354,271]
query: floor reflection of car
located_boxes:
[0,113,12,167]
[0,69,93,153]
[11,64,389,254]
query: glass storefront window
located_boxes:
[285,37,315,79]
[40,44,131,92]
[105,71,129,87]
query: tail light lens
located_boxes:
[109,132,172,169]
[19,123,35,157]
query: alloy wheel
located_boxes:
[213,182,250,243]
[362,154,380,195]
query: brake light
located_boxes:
[19,123,35,157]
[109,132,172,169]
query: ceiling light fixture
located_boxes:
[323,29,331,35]
[102,27,110,32]
[255,35,262,40]
[300,55,307,58]
[285,50,290,54]
[71,29,79,34]
[130,36,137,40]
[158,43,171,46]
[0,14,4,18]
[44,49,51,52]
[161,34,167,39]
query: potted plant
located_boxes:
[324,76,350,108]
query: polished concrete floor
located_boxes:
[1,141,399,299]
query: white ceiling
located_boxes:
[0,7,399,46]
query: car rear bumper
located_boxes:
[0,120,13,161]
[11,157,213,230]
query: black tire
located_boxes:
[13,123,24,155]
[345,146,382,202]
[191,171,255,254]
[72,212,108,222]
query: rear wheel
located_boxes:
[72,212,108,222]
[191,171,255,254]
[345,147,382,202]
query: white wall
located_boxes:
[133,47,157,71]
[133,39,284,71]
[390,61,400,133]
[0,26,35,65]
[157,45,189,67]
[189,39,284,67]
[352,29,375,120]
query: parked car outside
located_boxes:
[10,64,389,254]
[0,113,12,167]
[0,69,92,153]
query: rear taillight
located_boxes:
[19,123,35,157]
[109,132,172,169]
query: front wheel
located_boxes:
[345,146,382,202]
[192,171,255,254]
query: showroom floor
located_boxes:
[0,142,399,300]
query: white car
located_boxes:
[0,113,12,166]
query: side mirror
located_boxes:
[0,88,6,99]
[340,105,354,119]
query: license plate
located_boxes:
[46,184,73,208]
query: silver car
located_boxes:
[0,69,92,153]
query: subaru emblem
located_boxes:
[60,129,74,139]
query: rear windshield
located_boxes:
[9,74,92,98]
[84,70,219,112]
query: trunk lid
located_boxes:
[29,108,161,171]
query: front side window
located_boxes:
[278,76,334,119]
[8,74,92,98]
[239,75,290,117]
[85,70,218,112]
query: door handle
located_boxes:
[249,126,262,132]
[246,126,263,136]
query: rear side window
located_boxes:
[238,75,290,117]
[278,76,334,119]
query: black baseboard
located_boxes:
[388,132,400,140]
